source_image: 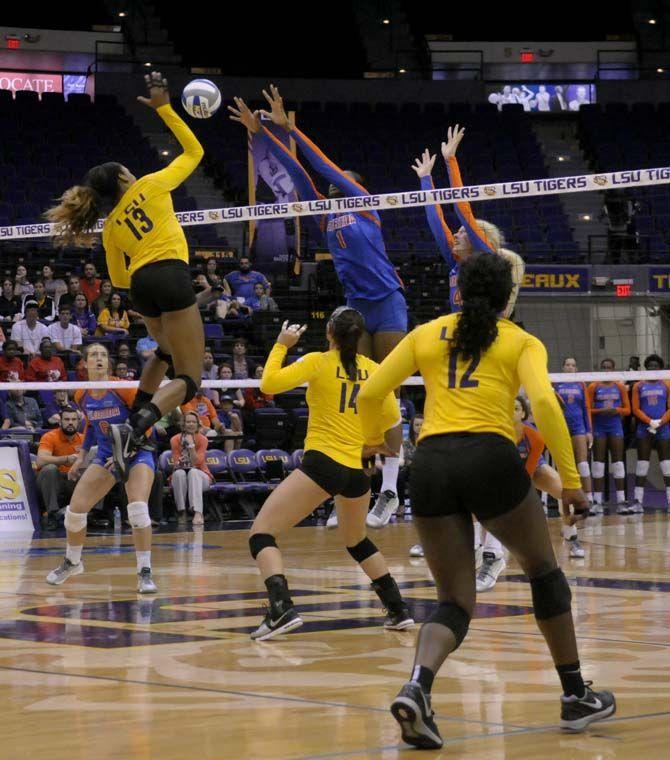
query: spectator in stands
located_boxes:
[2,389,41,430]
[80,262,102,306]
[92,279,113,316]
[57,276,82,311]
[213,363,245,408]
[75,356,88,381]
[201,350,219,403]
[41,264,68,303]
[0,340,25,382]
[0,278,21,324]
[224,256,270,300]
[48,305,83,353]
[628,356,641,372]
[205,258,220,284]
[246,282,278,312]
[243,365,275,409]
[96,292,129,337]
[10,300,50,356]
[182,388,224,436]
[135,334,158,366]
[26,338,67,382]
[115,361,130,380]
[399,391,416,424]
[42,389,80,427]
[25,280,56,322]
[400,413,423,508]
[218,395,243,452]
[215,293,252,321]
[13,265,33,298]
[170,411,214,525]
[116,342,140,377]
[71,293,97,338]
[36,408,84,530]
[231,337,256,379]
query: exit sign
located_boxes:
[520,51,534,63]
[616,283,632,297]
[6,38,20,49]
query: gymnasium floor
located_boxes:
[0,514,668,759]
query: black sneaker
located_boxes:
[560,682,616,731]
[250,605,303,641]
[108,423,139,483]
[391,681,443,750]
[384,603,415,631]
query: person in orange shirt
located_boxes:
[181,389,223,434]
[26,338,66,382]
[79,262,102,306]
[36,408,83,530]
[169,411,213,526]
[587,358,631,513]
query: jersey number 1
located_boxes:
[447,352,480,389]
[339,383,360,413]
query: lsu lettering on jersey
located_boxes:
[261,344,399,468]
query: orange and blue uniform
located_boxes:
[632,381,670,440]
[517,424,547,476]
[587,382,630,438]
[554,381,591,437]
[255,126,406,333]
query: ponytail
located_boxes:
[328,306,365,381]
[452,253,513,360]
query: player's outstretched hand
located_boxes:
[441,124,466,161]
[228,97,261,133]
[411,149,437,178]
[562,487,590,523]
[137,71,170,109]
[260,84,291,131]
[277,320,307,348]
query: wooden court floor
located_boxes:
[0,514,668,759]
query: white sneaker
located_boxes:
[46,558,84,585]
[409,544,424,558]
[567,537,586,558]
[590,503,603,516]
[366,490,399,528]
[475,543,484,570]
[137,567,157,594]
[616,502,631,515]
[326,510,338,529]
[476,552,506,593]
[629,501,644,514]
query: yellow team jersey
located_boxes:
[102,104,204,289]
[261,344,400,469]
[357,314,581,489]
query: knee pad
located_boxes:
[347,537,378,564]
[249,532,277,560]
[426,601,471,649]
[611,461,626,479]
[661,460,670,477]
[591,461,605,479]
[155,347,173,367]
[577,461,590,478]
[636,460,650,478]
[176,374,199,404]
[127,501,151,530]
[64,506,88,533]
[530,567,572,620]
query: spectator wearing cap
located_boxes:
[182,389,224,437]
[36,407,84,529]
[80,262,102,306]
[0,340,24,382]
[218,394,243,452]
[48,305,83,354]
[231,337,257,379]
[71,293,97,338]
[0,278,21,324]
[26,338,67,382]
[10,300,49,356]
[23,280,56,322]
[2,389,42,430]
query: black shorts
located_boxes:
[410,433,531,522]
[299,450,371,498]
[130,260,197,318]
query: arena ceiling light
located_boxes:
[648,18,657,24]
[382,18,390,24]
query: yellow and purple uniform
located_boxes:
[632,380,670,440]
[261,344,399,469]
[358,314,580,489]
[255,126,406,333]
[587,382,630,439]
[102,104,204,289]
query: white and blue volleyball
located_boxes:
[181,79,221,119]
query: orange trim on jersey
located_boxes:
[292,127,369,195]
[520,424,545,477]
[358,210,381,227]
[446,156,495,251]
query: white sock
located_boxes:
[561,524,578,540]
[380,457,400,495]
[593,492,602,505]
[616,490,626,504]
[666,488,670,505]
[484,532,504,559]
[474,521,481,547]
[66,544,82,565]
[136,551,151,572]
[634,486,644,504]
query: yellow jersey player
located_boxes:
[247,307,414,640]
[357,253,615,748]
[47,71,205,481]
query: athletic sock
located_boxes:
[616,490,626,504]
[561,524,578,541]
[136,551,151,572]
[634,486,644,503]
[556,661,586,698]
[411,665,435,694]
[66,544,82,565]
[380,457,400,495]
[593,492,603,505]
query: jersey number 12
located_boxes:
[447,352,480,389]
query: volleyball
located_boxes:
[181,79,221,119]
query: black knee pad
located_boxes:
[427,601,471,649]
[530,567,572,620]
[249,532,277,560]
[347,537,378,564]
[155,347,173,367]
[176,374,199,404]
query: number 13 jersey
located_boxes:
[261,343,400,468]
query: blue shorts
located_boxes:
[347,289,407,334]
[593,416,624,439]
[636,423,670,441]
[92,449,156,478]
[566,418,588,437]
